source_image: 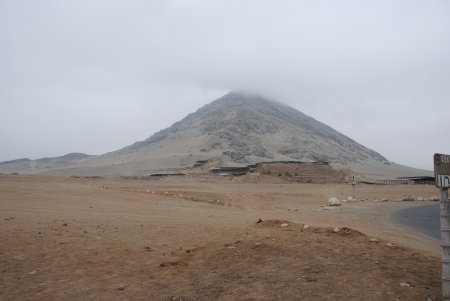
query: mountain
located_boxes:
[0,92,431,179]
[128,91,387,164]
[0,153,91,174]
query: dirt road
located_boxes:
[0,175,442,300]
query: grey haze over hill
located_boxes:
[0,92,429,179]
[1,1,449,170]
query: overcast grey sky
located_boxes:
[1,0,449,170]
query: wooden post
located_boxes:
[352,181,356,199]
[441,188,450,300]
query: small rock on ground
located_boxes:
[327,197,341,206]
[400,282,413,288]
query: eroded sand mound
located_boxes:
[157,220,439,300]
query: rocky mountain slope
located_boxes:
[0,92,431,178]
[132,92,385,162]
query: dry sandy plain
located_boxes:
[0,174,444,300]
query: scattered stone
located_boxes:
[303,224,310,230]
[416,196,424,201]
[347,196,354,202]
[255,242,261,246]
[256,218,263,224]
[430,196,440,202]
[62,223,68,226]
[381,198,389,202]
[265,235,271,238]
[333,227,340,233]
[327,198,341,206]
[370,238,379,242]
[400,282,413,288]
[28,271,38,275]
[386,243,396,247]
[402,195,415,202]
[280,223,289,227]
[117,284,126,291]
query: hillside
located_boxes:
[0,153,91,174]
[0,92,431,179]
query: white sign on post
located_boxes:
[438,175,450,188]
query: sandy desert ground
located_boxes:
[0,174,444,300]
